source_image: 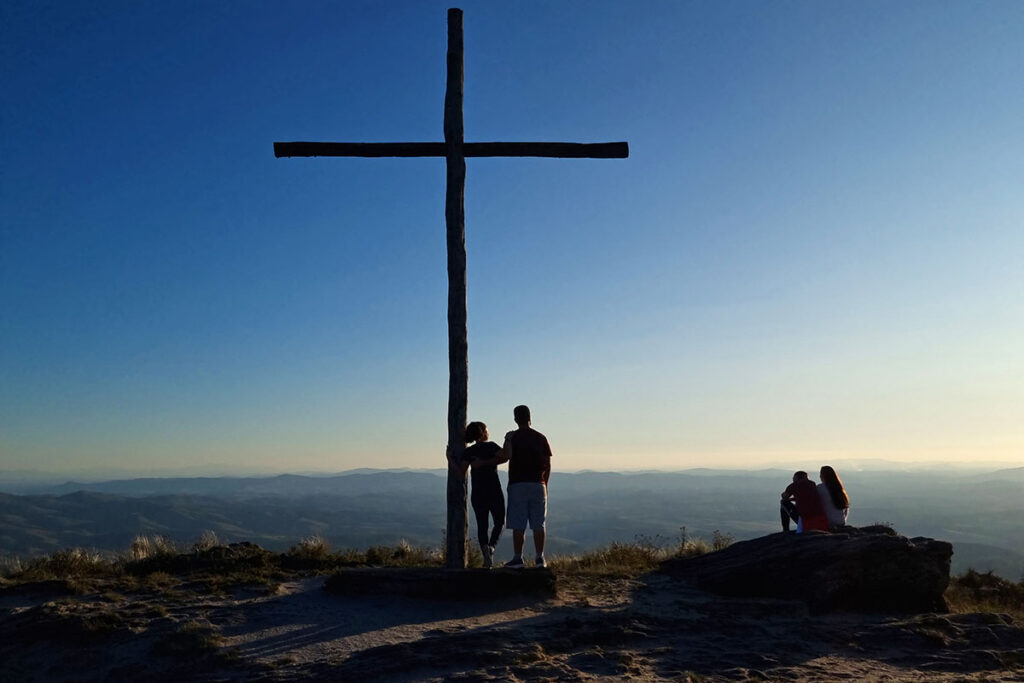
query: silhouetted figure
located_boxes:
[462,421,506,569]
[780,471,828,532]
[494,405,552,568]
[817,465,850,530]
[273,8,628,570]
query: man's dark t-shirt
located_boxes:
[506,427,553,484]
[783,479,825,519]
[463,441,502,500]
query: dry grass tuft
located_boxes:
[365,542,442,567]
[130,534,177,561]
[192,530,221,552]
[711,530,735,551]
[551,528,728,576]
[9,548,114,582]
[945,569,1024,620]
[0,554,24,577]
[290,535,330,558]
[551,540,670,575]
[2,528,730,591]
[152,619,223,657]
[284,537,443,570]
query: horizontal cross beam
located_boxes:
[274,141,628,159]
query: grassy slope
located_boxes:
[3,531,1022,620]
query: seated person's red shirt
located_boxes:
[784,479,829,531]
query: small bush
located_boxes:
[130,535,177,561]
[11,548,114,581]
[364,545,390,565]
[192,530,221,552]
[0,555,24,578]
[711,530,734,551]
[130,536,152,561]
[289,535,330,559]
[679,538,711,558]
[331,548,366,565]
[364,543,441,567]
[677,527,712,558]
[946,569,1024,620]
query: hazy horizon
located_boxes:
[3,458,1022,486]
[4,464,1024,580]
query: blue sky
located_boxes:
[2,0,1022,475]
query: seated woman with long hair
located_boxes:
[817,465,850,530]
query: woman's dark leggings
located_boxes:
[780,500,800,531]
[472,494,505,548]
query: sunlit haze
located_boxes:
[2,1,1022,476]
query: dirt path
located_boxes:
[3,571,1024,681]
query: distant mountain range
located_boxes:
[1,468,1022,578]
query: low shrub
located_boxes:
[290,535,330,559]
[946,569,1024,620]
[678,526,713,557]
[711,530,734,551]
[365,543,442,567]
[9,548,115,582]
[549,540,669,574]
[551,529,726,575]
[192,530,221,553]
[130,535,177,561]
[0,555,24,577]
[678,538,711,558]
[3,528,728,587]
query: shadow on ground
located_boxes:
[293,570,1024,682]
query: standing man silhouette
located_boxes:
[496,405,552,568]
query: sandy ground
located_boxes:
[2,570,1024,681]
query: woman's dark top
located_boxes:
[463,442,503,501]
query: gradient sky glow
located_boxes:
[2,0,1022,475]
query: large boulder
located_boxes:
[663,525,952,614]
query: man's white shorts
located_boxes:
[506,482,547,530]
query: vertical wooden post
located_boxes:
[443,7,469,569]
[273,6,627,569]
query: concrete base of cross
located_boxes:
[323,566,557,600]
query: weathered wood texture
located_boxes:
[443,7,469,570]
[275,142,444,157]
[274,141,629,158]
[272,7,628,573]
[466,141,628,158]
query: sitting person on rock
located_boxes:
[780,471,829,532]
[817,465,850,530]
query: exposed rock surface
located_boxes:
[664,525,952,614]
[4,565,1024,681]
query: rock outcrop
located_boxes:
[663,525,952,614]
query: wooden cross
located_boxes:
[274,8,628,568]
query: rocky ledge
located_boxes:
[663,524,952,614]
